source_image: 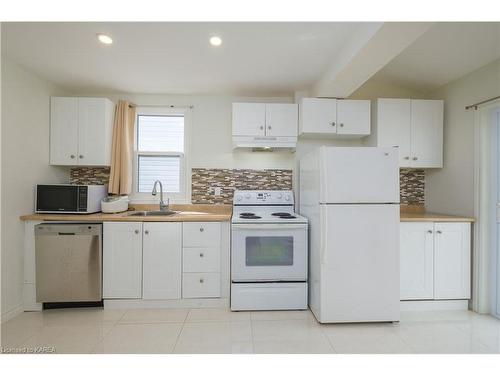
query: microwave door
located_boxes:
[36,185,79,212]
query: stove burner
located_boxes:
[271,212,292,216]
[278,215,297,219]
[239,212,261,219]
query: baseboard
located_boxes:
[1,304,23,323]
[400,299,469,311]
[103,298,229,309]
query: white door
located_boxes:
[400,222,434,300]
[231,223,308,282]
[336,100,370,135]
[103,222,143,299]
[77,98,109,166]
[376,99,412,167]
[319,147,400,203]
[434,222,471,299]
[142,222,182,300]
[265,103,298,137]
[410,100,444,168]
[50,97,79,165]
[232,103,266,136]
[299,98,337,135]
[319,204,400,322]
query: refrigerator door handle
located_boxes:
[320,210,328,265]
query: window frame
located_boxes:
[130,106,191,204]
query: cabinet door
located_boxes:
[265,103,298,137]
[410,100,443,168]
[336,100,370,135]
[78,98,113,166]
[299,98,337,135]
[434,222,471,299]
[376,99,411,167]
[103,222,143,299]
[232,103,266,136]
[142,222,182,300]
[400,222,434,300]
[50,97,79,165]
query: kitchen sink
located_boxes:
[127,210,179,217]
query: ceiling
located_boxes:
[1,22,369,96]
[372,22,500,93]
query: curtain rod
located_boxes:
[465,96,500,110]
[128,104,193,109]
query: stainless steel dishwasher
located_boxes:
[35,223,102,303]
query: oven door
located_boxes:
[231,223,308,282]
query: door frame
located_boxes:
[472,99,500,315]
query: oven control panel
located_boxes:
[233,190,294,205]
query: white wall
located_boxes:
[1,57,68,321]
[426,59,500,216]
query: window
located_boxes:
[133,107,189,202]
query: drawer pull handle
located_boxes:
[436,230,442,234]
[200,227,204,232]
[404,156,410,160]
[427,230,433,234]
[413,157,418,161]
[199,278,204,283]
[199,253,204,258]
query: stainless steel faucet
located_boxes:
[152,180,169,211]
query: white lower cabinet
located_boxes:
[400,221,471,301]
[103,221,224,302]
[103,222,143,299]
[142,222,182,300]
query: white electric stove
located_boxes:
[230,190,308,311]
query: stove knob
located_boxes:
[236,195,243,201]
[285,195,291,201]
[245,193,251,199]
[277,193,283,199]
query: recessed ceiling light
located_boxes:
[97,33,113,45]
[209,36,222,47]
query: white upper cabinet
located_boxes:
[369,98,443,168]
[50,97,115,166]
[299,98,370,137]
[232,103,298,148]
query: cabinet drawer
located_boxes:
[182,273,221,298]
[183,247,220,273]
[183,222,220,247]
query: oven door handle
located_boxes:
[231,224,308,230]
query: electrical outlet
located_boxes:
[213,187,222,196]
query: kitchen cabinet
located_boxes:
[142,222,182,300]
[298,98,370,137]
[400,221,471,301]
[369,99,443,168]
[433,223,471,299]
[103,222,143,299]
[182,222,222,299]
[400,222,434,300]
[232,103,298,148]
[50,97,114,166]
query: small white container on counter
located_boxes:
[101,195,129,213]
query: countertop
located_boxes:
[20,204,232,222]
[400,206,475,222]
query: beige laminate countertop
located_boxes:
[20,204,232,222]
[400,208,475,222]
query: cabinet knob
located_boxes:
[268,126,271,130]
[70,154,75,159]
[199,278,204,284]
[436,230,442,234]
[260,126,264,130]
[404,156,410,160]
[413,157,418,161]
[339,123,344,127]
[427,230,433,234]
[79,155,84,159]
[331,122,336,127]
[145,230,149,235]
[199,227,204,232]
[134,229,139,234]
[199,252,204,258]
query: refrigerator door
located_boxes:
[316,204,400,323]
[319,147,399,204]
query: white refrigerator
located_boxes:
[299,146,400,323]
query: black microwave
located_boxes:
[35,184,108,214]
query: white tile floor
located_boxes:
[2,308,500,354]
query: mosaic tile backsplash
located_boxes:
[191,168,293,204]
[400,168,425,206]
[69,167,425,206]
